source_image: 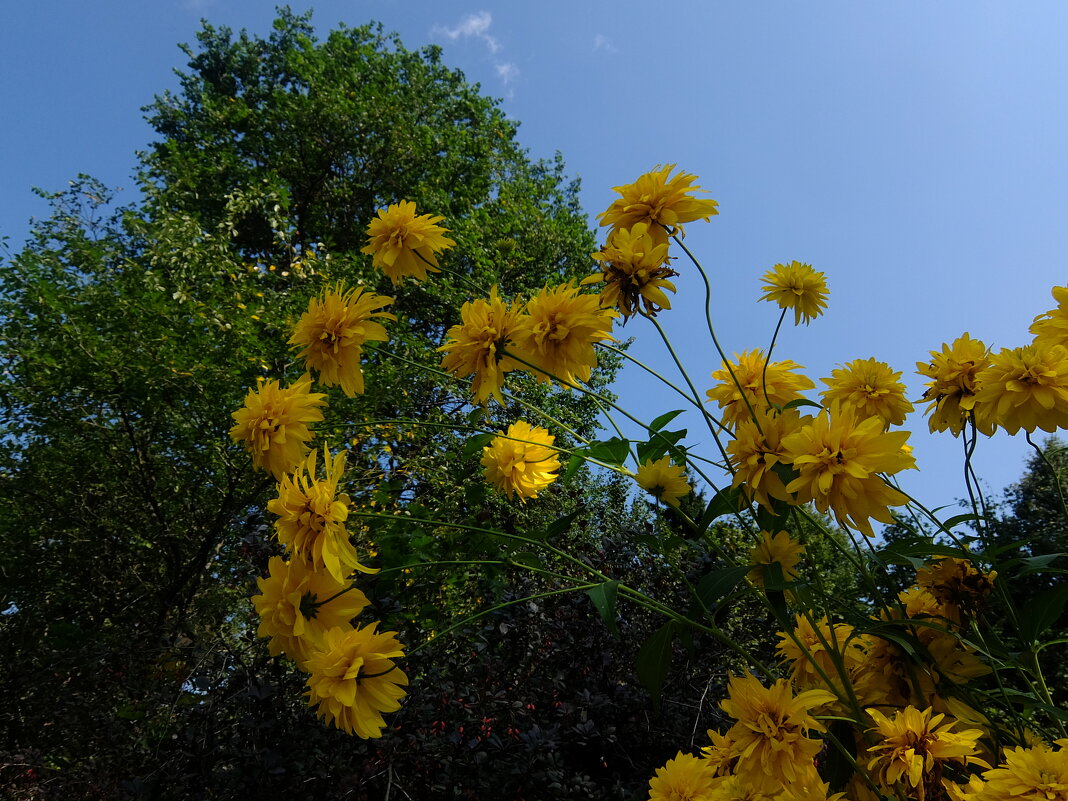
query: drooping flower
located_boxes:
[289,285,395,397]
[304,623,409,738]
[820,357,913,429]
[759,261,829,326]
[230,375,327,480]
[509,282,615,387]
[267,447,375,583]
[748,530,804,588]
[1031,285,1068,349]
[866,706,988,801]
[916,334,994,436]
[780,407,915,537]
[583,223,678,319]
[438,286,522,405]
[706,350,815,428]
[598,164,719,245]
[727,408,810,510]
[972,343,1068,434]
[720,674,835,794]
[966,740,1068,801]
[647,751,718,801]
[482,421,561,501]
[251,555,369,666]
[361,200,455,285]
[635,456,691,506]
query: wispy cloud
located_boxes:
[495,62,519,85]
[432,11,500,54]
[593,33,617,54]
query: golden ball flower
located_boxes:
[820,357,913,429]
[438,286,522,405]
[481,420,561,501]
[973,343,1068,435]
[727,408,811,511]
[634,455,691,506]
[916,333,994,436]
[759,261,829,326]
[598,164,719,245]
[968,740,1068,801]
[583,222,677,319]
[647,751,717,801]
[229,375,326,480]
[1031,285,1068,348]
[289,284,395,397]
[706,350,815,428]
[361,200,455,285]
[748,530,804,588]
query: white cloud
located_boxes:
[432,11,500,54]
[495,62,519,84]
[593,33,617,53]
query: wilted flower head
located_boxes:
[289,284,395,397]
[481,421,561,501]
[759,261,829,325]
[598,164,718,245]
[362,200,455,285]
[584,222,677,319]
[229,375,326,480]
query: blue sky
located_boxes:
[4,1,1067,517]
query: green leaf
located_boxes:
[698,486,742,531]
[648,409,685,431]
[466,407,486,426]
[636,427,687,465]
[542,509,583,540]
[782,398,823,411]
[561,452,584,485]
[585,437,630,467]
[508,551,544,571]
[637,621,676,710]
[585,580,620,637]
[939,513,982,531]
[1014,553,1067,576]
[696,565,752,610]
[1021,581,1068,642]
[461,432,494,460]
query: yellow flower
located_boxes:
[780,407,915,537]
[229,375,326,480]
[973,343,1068,435]
[583,222,678,319]
[635,456,691,506]
[289,285,395,397]
[510,282,615,387]
[727,409,810,510]
[748,530,804,587]
[482,421,561,501]
[250,555,369,666]
[967,741,1068,801]
[361,200,455,285]
[267,447,376,583]
[720,674,834,794]
[866,706,988,801]
[820,357,913,429]
[701,729,739,777]
[598,164,719,245]
[916,334,994,436]
[706,350,815,428]
[647,751,717,801]
[438,286,522,405]
[304,623,409,738]
[915,557,996,618]
[1031,285,1068,348]
[776,613,865,697]
[758,261,829,325]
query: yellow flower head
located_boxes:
[820,357,914,429]
[289,285,395,397]
[973,343,1068,435]
[915,557,996,618]
[583,223,677,319]
[720,674,834,794]
[304,623,408,738]
[267,447,376,583]
[969,741,1068,801]
[251,555,369,666]
[361,200,455,285]
[759,261,829,326]
[438,286,522,405]
[229,375,326,480]
[1031,285,1068,349]
[701,729,740,777]
[780,407,915,537]
[598,164,719,245]
[776,613,865,697]
[482,421,561,501]
[634,456,691,506]
[647,751,717,801]
[510,282,615,387]
[748,530,804,588]
[727,408,811,511]
[706,350,815,428]
[916,333,994,437]
[865,706,988,801]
